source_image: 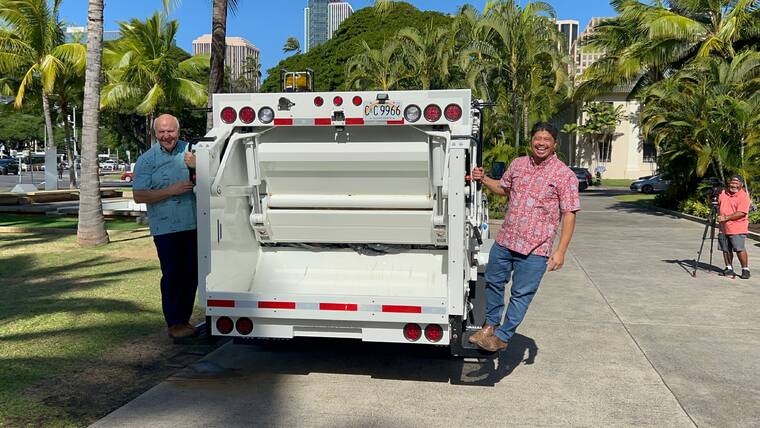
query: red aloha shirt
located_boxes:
[495,154,580,257]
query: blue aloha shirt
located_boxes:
[133,140,197,236]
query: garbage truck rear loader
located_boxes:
[195,89,493,357]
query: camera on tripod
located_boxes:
[706,184,723,208]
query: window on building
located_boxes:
[598,138,612,163]
[642,142,657,163]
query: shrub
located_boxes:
[678,196,711,218]
[749,209,760,224]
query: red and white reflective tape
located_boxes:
[271,118,406,126]
[207,299,444,314]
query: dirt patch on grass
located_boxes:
[18,324,221,427]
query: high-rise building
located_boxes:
[555,20,579,59]
[328,1,353,40]
[304,0,352,53]
[192,34,261,86]
[575,17,612,76]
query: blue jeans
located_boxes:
[484,243,548,342]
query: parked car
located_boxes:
[570,167,593,191]
[0,158,20,175]
[120,171,134,182]
[630,174,670,194]
[99,159,119,171]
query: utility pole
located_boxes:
[72,106,78,181]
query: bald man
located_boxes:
[133,114,199,339]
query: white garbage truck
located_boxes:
[194,88,493,357]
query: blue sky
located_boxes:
[58,0,615,77]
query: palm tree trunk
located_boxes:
[511,83,519,148]
[41,91,57,190]
[207,0,228,131]
[77,0,109,246]
[59,102,77,188]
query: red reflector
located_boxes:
[207,299,235,308]
[333,96,343,106]
[273,118,293,126]
[345,118,364,125]
[403,323,422,341]
[235,317,254,335]
[314,96,324,107]
[424,324,443,342]
[382,305,422,313]
[314,118,332,125]
[239,106,255,124]
[444,104,462,122]
[216,316,233,334]
[220,106,236,124]
[386,119,404,125]
[424,104,441,122]
[258,301,296,309]
[319,303,358,311]
[352,96,362,106]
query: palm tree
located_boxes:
[242,55,262,91]
[77,0,109,246]
[101,12,208,148]
[396,21,452,90]
[0,0,85,190]
[346,40,409,90]
[282,37,301,55]
[206,0,238,130]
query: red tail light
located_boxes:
[424,104,441,122]
[220,107,236,124]
[314,96,324,107]
[235,317,253,335]
[403,323,422,341]
[424,324,443,342]
[333,96,343,106]
[352,96,362,106]
[239,106,255,124]
[216,316,233,334]
[444,104,462,122]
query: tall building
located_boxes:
[328,1,353,40]
[304,0,352,53]
[192,34,261,86]
[575,17,612,76]
[555,20,579,60]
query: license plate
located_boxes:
[363,100,403,121]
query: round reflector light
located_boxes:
[352,96,362,106]
[239,106,255,124]
[333,96,343,106]
[424,104,442,122]
[444,104,462,122]
[258,107,274,124]
[314,96,324,107]
[216,316,233,334]
[424,324,443,342]
[235,317,254,335]
[404,105,421,123]
[220,107,237,124]
[403,323,422,342]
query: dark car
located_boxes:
[570,167,593,191]
[0,158,19,175]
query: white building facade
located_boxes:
[328,1,354,39]
[192,34,261,86]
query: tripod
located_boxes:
[692,202,719,277]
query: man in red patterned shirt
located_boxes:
[470,122,580,352]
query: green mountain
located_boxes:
[260,2,452,92]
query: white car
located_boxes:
[99,159,119,171]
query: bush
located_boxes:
[678,196,711,218]
[749,209,760,224]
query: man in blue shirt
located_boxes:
[133,114,198,339]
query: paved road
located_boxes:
[93,191,760,427]
[0,171,129,191]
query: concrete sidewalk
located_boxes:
[92,191,760,427]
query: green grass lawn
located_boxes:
[0,213,143,230]
[602,179,634,188]
[614,193,656,207]
[0,229,165,425]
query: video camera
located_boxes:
[706,184,723,207]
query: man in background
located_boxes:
[718,175,751,279]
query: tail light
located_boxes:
[220,107,236,124]
[314,96,324,107]
[333,96,343,106]
[258,107,274,124]
[216,316,233,334]
[239,106,255,124]
[444,104,462,122]
[403,323,422,341]
[235,317,253,335]
[424,104,441,122]
[404,105,421,123]
[424,324,443,342]
[352,96,362,106]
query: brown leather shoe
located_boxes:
[468,324,495,344]
[477,334,508,352]
[167,324,195,339]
